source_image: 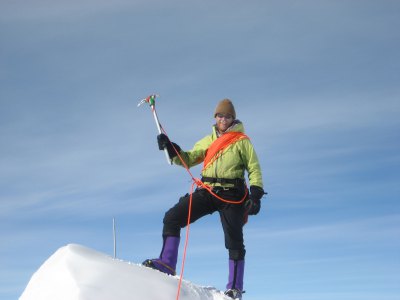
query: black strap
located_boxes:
[201,176,244,187]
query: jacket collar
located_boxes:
[213,120,244,138]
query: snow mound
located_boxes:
[19,244,229,300]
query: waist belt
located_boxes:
[201,176,245,187]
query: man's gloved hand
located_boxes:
[157,134,181,158]
[245,186,265,215]
[157,133,170,150]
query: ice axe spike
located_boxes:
[137,94,172,165]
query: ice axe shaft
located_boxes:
[138,95,172,165]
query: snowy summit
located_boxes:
[19,244,231,300]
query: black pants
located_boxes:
[163,187,247,260]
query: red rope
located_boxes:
[175,181,195,300]
[159,127,247,300]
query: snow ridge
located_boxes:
[19,244,229,300]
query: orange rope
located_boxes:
[159,127,247,300]
[202,132,248,172]
[175,181,195,300]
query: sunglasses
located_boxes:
[216,113,233,120]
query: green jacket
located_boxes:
[172,121,263,188]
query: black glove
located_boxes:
[157,133,169,150]
[245,186,265,215]
[157,134,181,158]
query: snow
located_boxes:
[19,244,230,300]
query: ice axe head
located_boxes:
[137,94,159,108]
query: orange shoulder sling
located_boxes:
[203,132,249,171]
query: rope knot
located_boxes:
[193,178,203,187]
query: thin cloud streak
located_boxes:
[1,1,399,300]
[248,214,400,243]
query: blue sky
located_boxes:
[1,1,399,299]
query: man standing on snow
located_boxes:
[143,99,265,300]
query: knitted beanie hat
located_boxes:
[214,99,236,119]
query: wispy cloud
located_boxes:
[0,0,146,21]
[248,214,400,244]
[1,1,400,299]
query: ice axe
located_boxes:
[138,94,172,165]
